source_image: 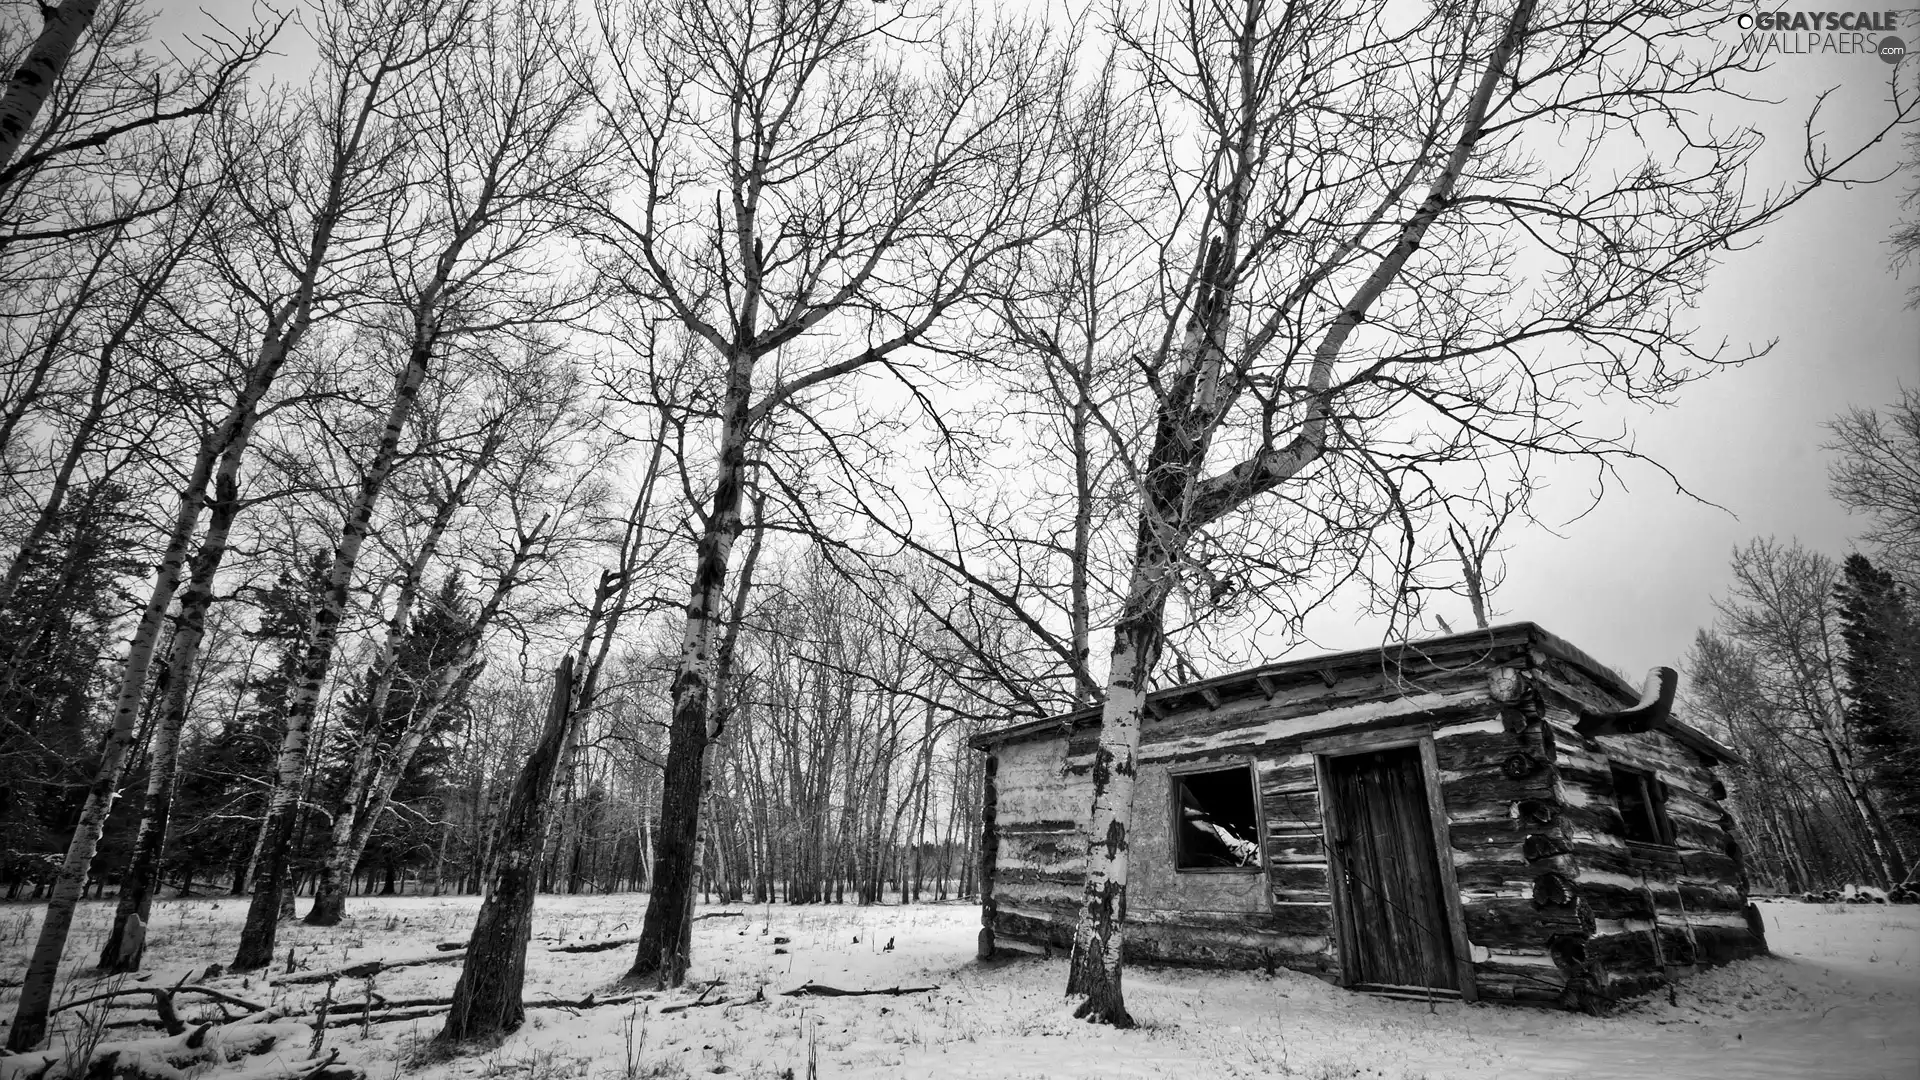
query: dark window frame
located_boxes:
[1170,762,1265,874]
[1609,763,1675,847]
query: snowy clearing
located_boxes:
[1,897,1912,1079]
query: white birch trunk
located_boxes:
[0,0,102,179]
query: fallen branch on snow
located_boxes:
[53,984,268,1024]
[546,936,641,954]
[277,951,464,986]
[547,913,743,954]
[313,991,659,1028]
[782,982,938,998]
[658,982,765,1014]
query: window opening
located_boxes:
[1610,764,1672,846]
[1174,766,1261,869]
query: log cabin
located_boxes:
[970,622,1769,1009]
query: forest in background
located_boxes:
[1,0,1916,1052]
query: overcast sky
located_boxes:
[1359,40,1920,682]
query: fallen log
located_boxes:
[547,935,642,954]
[53,984,268,1018]
[277,951,464,985]
[47,984,269,1037]
[317,990,659,1027]
[549,913,743,954]
[782,982,938,998]
[0,1019,358,1080]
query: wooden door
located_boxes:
[1325,746,1459,991]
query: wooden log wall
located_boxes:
[1531,659,1767,1008]
[983,734,1087,953]
[1432,693,1579,1007]
[975,626,1765,1010]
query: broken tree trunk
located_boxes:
[437,658,578,1043]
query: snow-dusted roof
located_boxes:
[968,620,1736,764]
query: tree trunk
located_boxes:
[629,359,754,984]
[305,457,490,926]
[5,301,302,1047]
[438,659,576,1043]
[234,329,438,969]
[0,0,102,180]
[98,462,245,971]
[1064,543,1173,1028]
[1060,0,1532,1027]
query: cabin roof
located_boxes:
[968,621,1735,764]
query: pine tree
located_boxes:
[166,554,325,894]
[1835,553,1920,878]
[318,576,474,895]
[0,482,144,897]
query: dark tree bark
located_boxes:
[437,658,573,1043]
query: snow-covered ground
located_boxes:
[1,895,1912,1079]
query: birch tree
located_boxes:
[303,346,612,926]
[1826,390,1920,581]
[1055,0,1915,1026]
[0,0,102,174]
[1703,539,1909,886]
[232,0,599,967]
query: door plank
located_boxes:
[1327,747,1459,990]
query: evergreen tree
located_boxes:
[321,575,475,892]
[1835,553,1920,876]
[166,553,325,893]
[0,482,144,896]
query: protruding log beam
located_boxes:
[1487,666,1524,702]
[1574,667,1676,738]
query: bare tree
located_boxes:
[0,0,272,228]
[231,0,600,967]
[1827,389,1920,581]
[0,0,103,174]
[579,0,1069,985]
[1049,0,1915,1026]
[1702,538,1909,887]
[303,344,614,926]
